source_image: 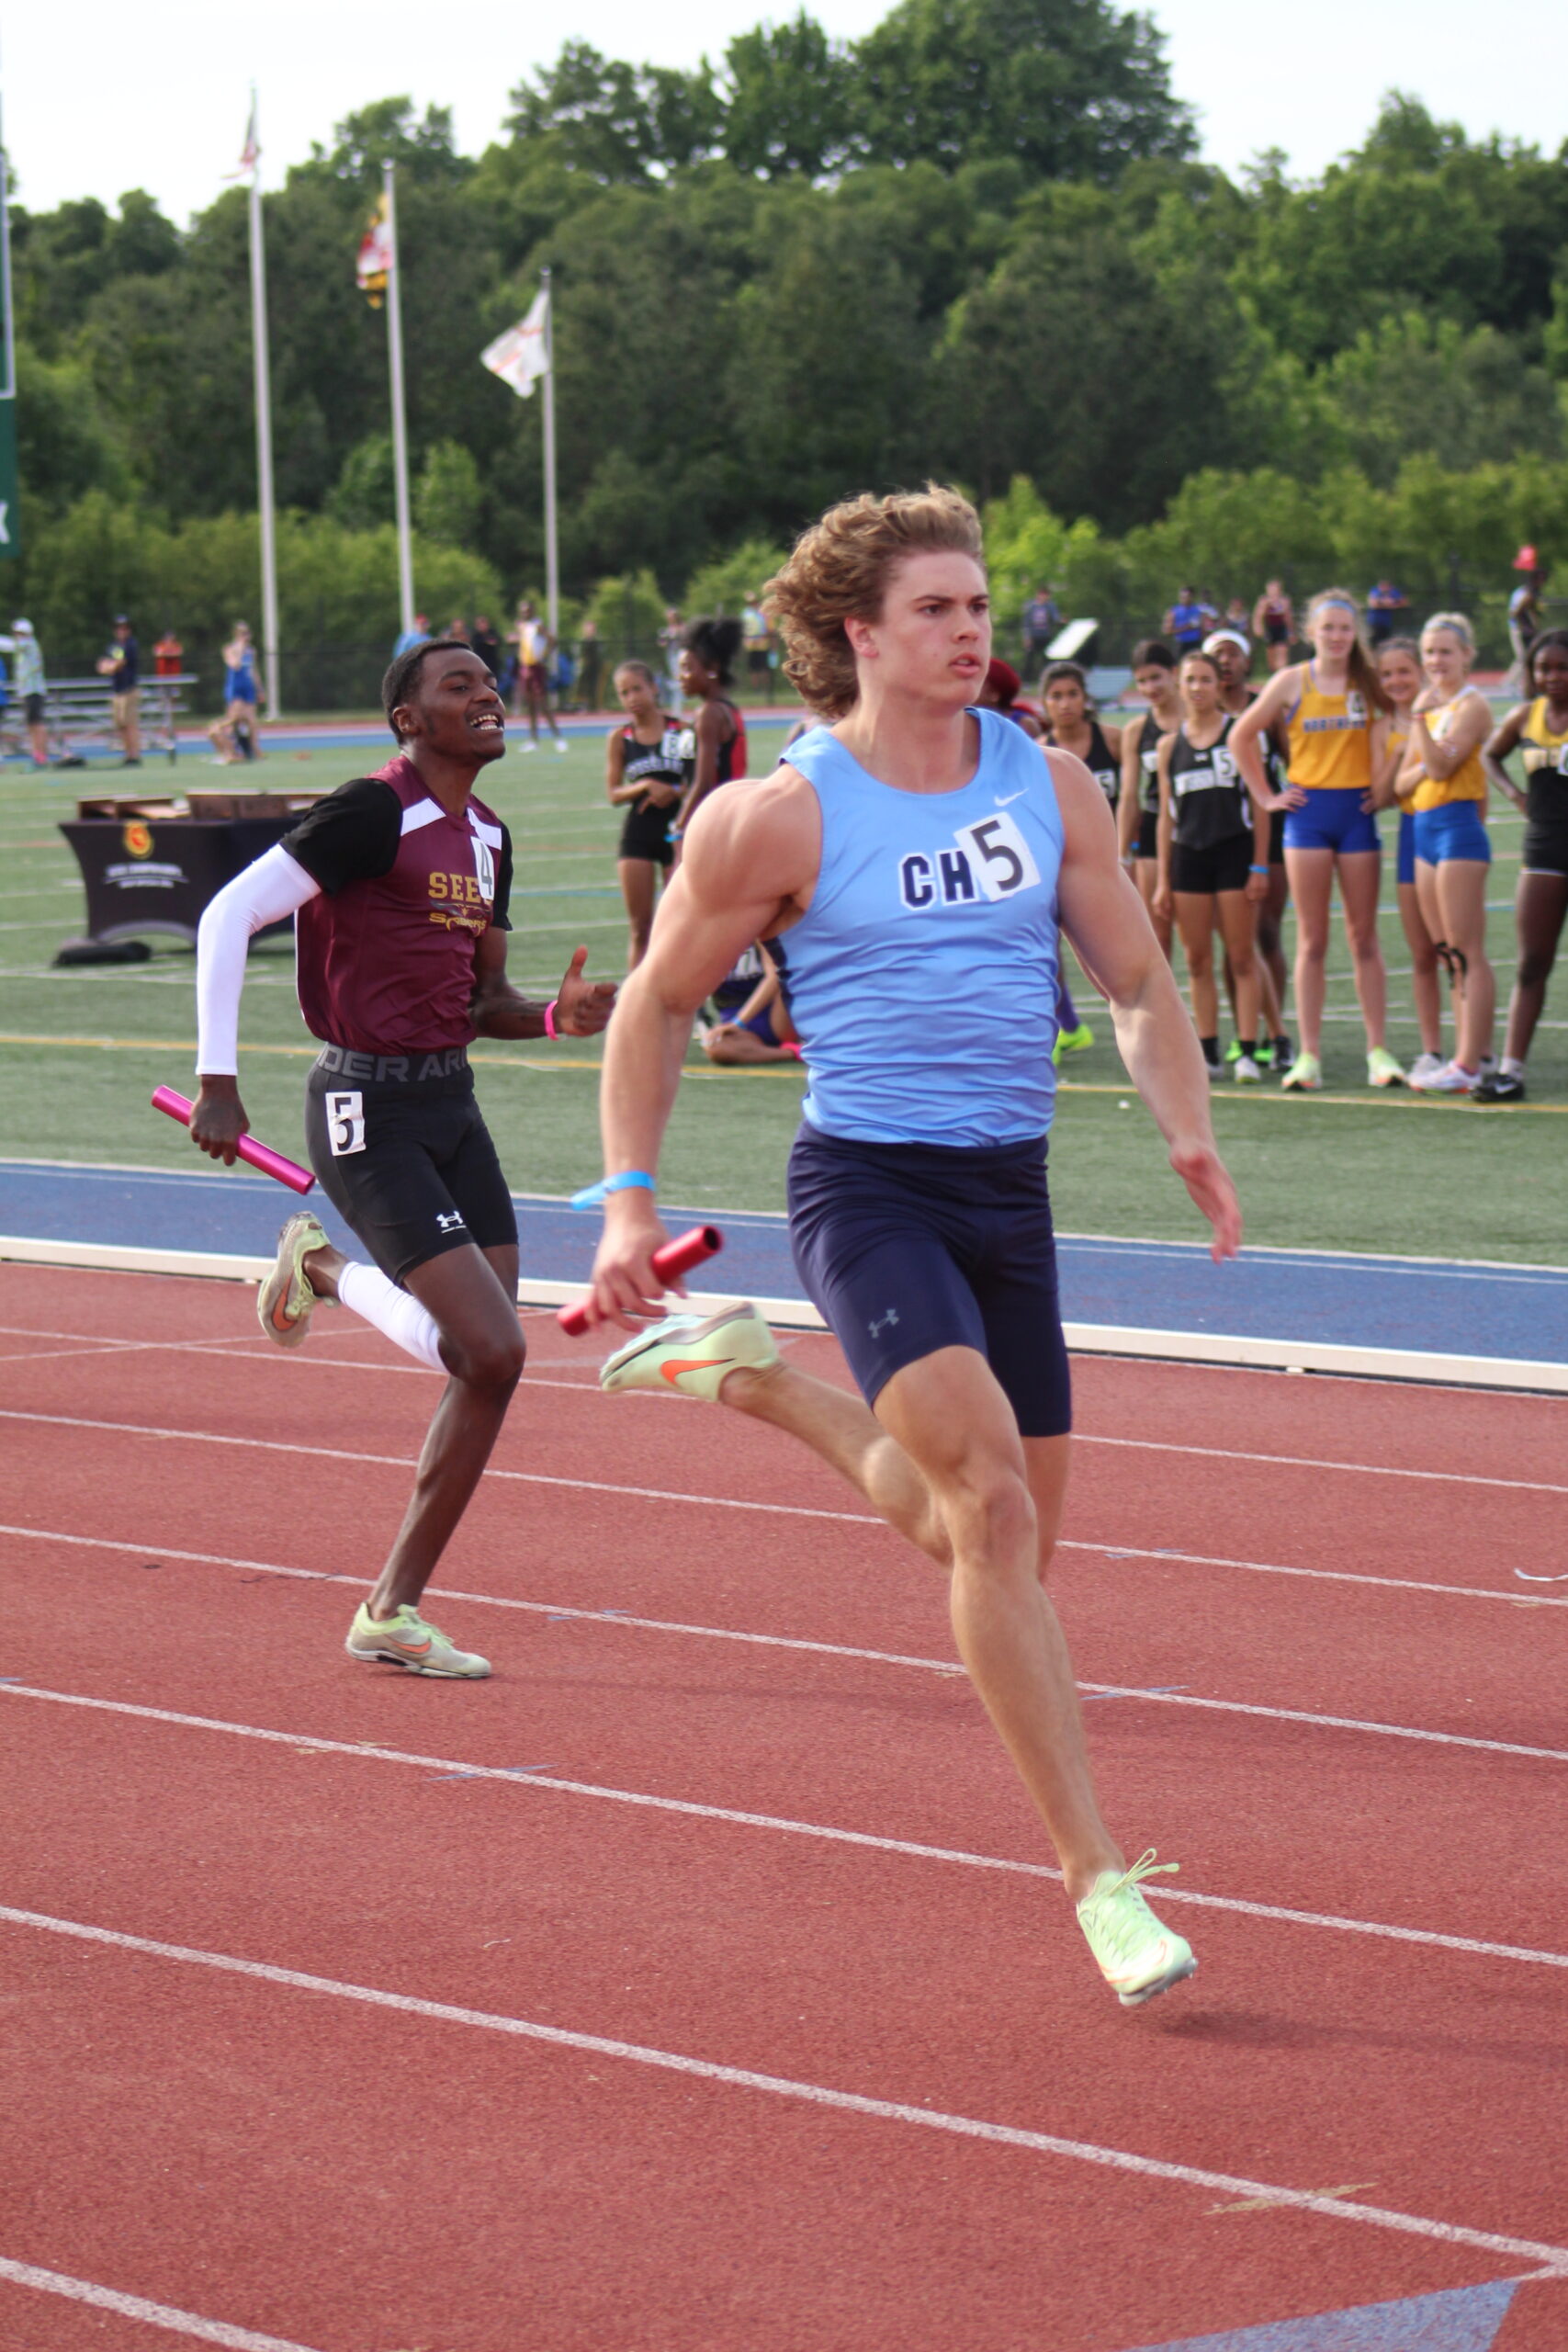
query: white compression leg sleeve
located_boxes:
[337,1260,448,1374]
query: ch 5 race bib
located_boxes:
[325,1090,366,1157]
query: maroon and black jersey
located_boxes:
[283,753,513,1057]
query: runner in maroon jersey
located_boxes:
[188,640,615,1677]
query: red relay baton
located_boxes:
[152,1086,316,1196]
[557,1224,722,1337]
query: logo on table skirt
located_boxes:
[122,821,153,857]
[104,860,186,888]
[324,1090,367,1157]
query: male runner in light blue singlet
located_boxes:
[580,487,1242,2007]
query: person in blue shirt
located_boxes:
[208,621,265,763]
[1163,585,1207,653]
[577,485,1243,2010]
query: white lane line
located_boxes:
[6,1329,1562,1496]
[6,1521,1564,1763]
[1076,1432,1568,1498]
[0,1408,878,1525]
[6,1905,1565,2275]
[0,2253,324,2352]
[6,1682,1567,1973]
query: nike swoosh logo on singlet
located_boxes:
[995,789,1028,807]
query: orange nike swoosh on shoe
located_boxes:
[380,1634,433,1657]
[660,1355,737,1385]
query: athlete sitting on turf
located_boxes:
[578,486,1242,2007]
[700,944,802,1065]
[188,640,615,1678]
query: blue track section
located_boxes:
[3,1159,1564,1367]
[1125,2275,1518,2351]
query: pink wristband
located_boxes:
[544,1000,559,1041]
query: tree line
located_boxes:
[6,0,1567,689]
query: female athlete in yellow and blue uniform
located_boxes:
[1400,612,1495,1093]
[1478,626,1568,1101]
[1230,588,1401,1091]
[1374,638,1444,1082]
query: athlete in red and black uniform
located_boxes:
[673,616,748,837]
[189,640,615,1678]
[606,658,685,968]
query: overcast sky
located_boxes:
[4,0,1561,224]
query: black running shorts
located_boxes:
[787,1125,1071,1438]
[304,1047,517,1285]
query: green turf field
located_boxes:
[0,728,1562,1265]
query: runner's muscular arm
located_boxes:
[1410,687,1490,779]
[1050,750,1241,1261]
[1229,666,1300,809]
[586,771,818,1329]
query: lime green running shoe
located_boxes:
[1224,1038,1243,1064]
[1076,1849,1196,2007]
[1053,1022,1094,1062]
[1367,1046,1406,1088]
[257,1211,331,1350]
[1280,1050,1322,1092]
[601,1301,780,1402]
[345,1602,491,1678]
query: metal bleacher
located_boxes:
[0,673,198,768]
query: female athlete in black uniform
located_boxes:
[1040,662,1122,807]
[1117,639,1181,960]
[676,616,749,835]
[1155,650,1269,1081]
[1478,628,1568,1100]
[606,659,685,969]
[1205,628,1292,1069]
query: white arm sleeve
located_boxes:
[195,843,321,1076]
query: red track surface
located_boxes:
[3,1261,1567,2352]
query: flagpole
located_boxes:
[540,266,559,642]
[382,161,415,639]
[246,98,282,720]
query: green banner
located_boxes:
[0,394,17,563]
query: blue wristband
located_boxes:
[1249,864,1269,874]
[570,1170,657,1211]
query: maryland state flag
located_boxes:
[356,196,393,309]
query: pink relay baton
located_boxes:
[152,1086,316,1196]
[557,1224,723,1337]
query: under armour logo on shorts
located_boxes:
[869,1307,899,1339]
[435,1210,467,1232]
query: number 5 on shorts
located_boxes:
[325,1090,366,1157]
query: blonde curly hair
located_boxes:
[763,485,985,721]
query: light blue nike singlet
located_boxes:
[771,707,1066,1147]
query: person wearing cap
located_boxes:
[11,621,48,768]
[96,617,141,765]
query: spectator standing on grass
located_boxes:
[1251,579,1294,673]
[1117,638,1182,961]
[393,612,430,658]
[209,621,264,765]
[1021,583,1061,667]
[1478,628,1568,1102]
[445,616,471,646]
[1164,586,1207,654]
[469,615,502,681]
[673,616,747,834]
[511,599,564,754]
[11,619,48,769]
[577,616,603,713]
[1366,579,1409,649]
[1372,638,1445,1087]
[659,605,684,704]
[97,616,141,766]
[1507,571,1541,696]
[153,628,184,678]
[1399,613,1496,1096]
[1229,588,1401,1092]
[606,659,685,970]
[743,595,773,702]
[1204,628,1292,1071]
[1154,649,1269,1084]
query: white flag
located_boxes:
[481,290,550,400]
